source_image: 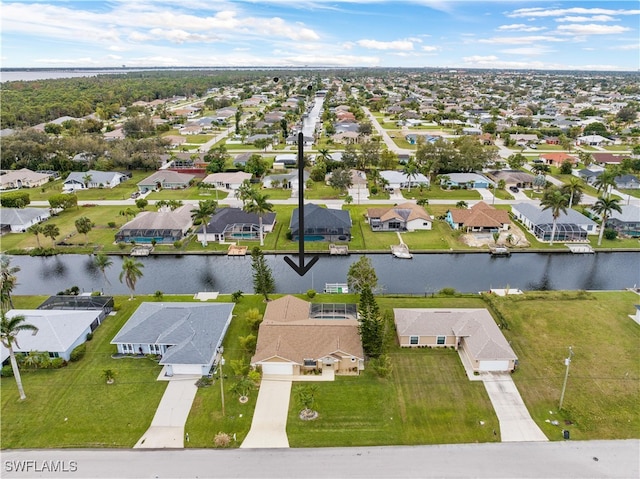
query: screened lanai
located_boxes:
[533,223,587,242]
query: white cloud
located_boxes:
[479,36,562,45]
[463,55,499,63]
[507,7,640,18]
[422,45,439,52]
[284,54,380,67]
[555,15,616,22]
[557,24,631,35]
[611,43,640,51]
[356,39,414,51]
[497,24,546,32]
[34,57,100,65]
[499,46,554,56]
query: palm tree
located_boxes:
[0,255,20,311]
[563,177,585,209]
[456,201,468,209]
[27,224,43,249]
[94,253,113,289]
[593,170,617,199]
[243,191,273,247]
[1,311,38,400]
[591,196,623,246]
[42,223,60,247]
[540,189,569,245]
[119,258,144,300]
[317,148,333,163]
[74,216,93,244]
[82,173,92,189]
[402,161,419,191]
[191,199,218,247]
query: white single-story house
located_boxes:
[63,170,128,191]
[263,171,310,189]
[251,295,364,376]
[512,203,597,242]
[137,171,194,193]
[0,207,51,233]
[380,170,429,190]
[111,302,234,376]
[366,202,432,232]
[394,308,518,372]
[197,207,277,243]
[273,154,297,168]
[0,309,104,363]
[441,173,494,189]
[576,135,612,147]
[115,204,193,244]
[202,172,252,191]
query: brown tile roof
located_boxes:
[252,295,363,364]
[367,202,431,223]
[540,153,577,163]
[449,201,510,228]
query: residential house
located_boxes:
[605,205,640,237]
[196,207,276,243]
[366,203,432,232]
[263,171,309,189]
[251,295,364,376]
[63,170,128,191]
[290,204,352,242]
[115,205,193,244]
[511,203,597,242]
[0,308,106,363]
[577,135,611,146]
[273,154,297,168]
[510,134,539,146]
[539,153,578,168]
[111,302,234,376]
[0,208,51,233]
[285,134,314,146]
[574,166,604,185]
[615,174,640,189]
[202,172,252,192]
[446,201,510,232]
[591,153,625,166]
[331,131,360,144]
[441,173,494,189]
[393,308,518,372]
[137,171,194,193]
[380,170,429,190]
[487,170,535,189]
[0,169,51,190]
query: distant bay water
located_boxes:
[0,69,139,82]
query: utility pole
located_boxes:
[558,346,573,410]
[219,356,225,416]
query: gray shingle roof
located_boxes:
[0,208,50,227]
[289,204,351,230]
[205,208,276,234]
[512,203,597,227]
[111,302,234,366]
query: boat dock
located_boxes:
[329,244,349,255]
[566,244,594,254]
[130,246,153,256]
[489,246,511,256]
[227,245,248,256]
[324,283,349,294]
[391,232,412,259]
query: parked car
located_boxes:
[130,192,140,199]
[509,186,519,193]
[528,143,537,149]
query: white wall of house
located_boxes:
[406,218,432,231]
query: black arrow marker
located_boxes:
[284,131,320,276]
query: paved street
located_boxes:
[3,440,638,478]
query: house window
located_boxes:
[389,221,401,230]
[303,359,317,367]
[437,336,446,345]
[48,352,59,358]
[410,336,419,345]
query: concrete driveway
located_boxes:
[134,376,199,449]
[482,372,548,442]
[241,378,292,448]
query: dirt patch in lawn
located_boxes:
[460,225,530,248]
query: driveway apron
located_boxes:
[134,377,199,449]
[482,372,548,442]
[241,378,292,448]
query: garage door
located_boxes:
[479,360,510,372]
[261,363,294,375]
[171,364,203,375]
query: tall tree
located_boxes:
[0,256,20,311]
[27,223,43,249]
[74,216,93,244]
[402,160,419,191]
[42,223,60,248]
[593,169,618,199]
[347,256,378,294]
[251,247,275,301]
[243,191,273,247]
[119,257,144,300]
[94,253,113,290]
[540,188,570,245]
[358,286,384,358]
[1,312,38,400]
[328,168,353,194]
[591,197,623,246]
[562,177,585,209]
[190,199,217,247]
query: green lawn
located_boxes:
[602,145,632,152]
[492,291,640,440]
[402,187,481,201]
[619,189,640,199]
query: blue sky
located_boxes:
[1,1,638,70]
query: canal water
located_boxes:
[10,252,640,296]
